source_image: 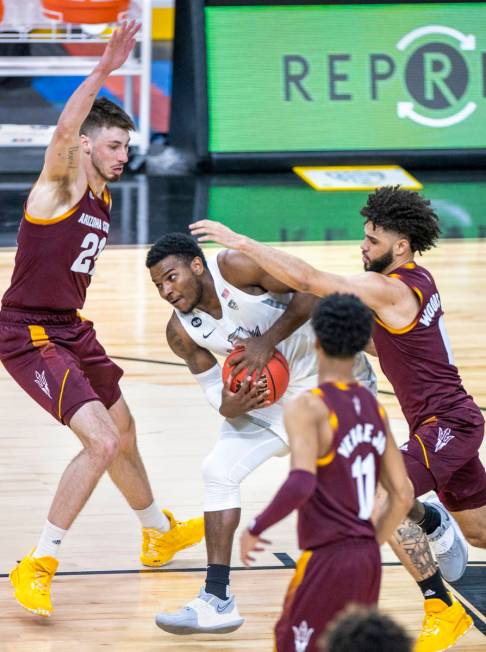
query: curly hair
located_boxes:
[360,186,440,253]
[322,607,412,652]
[80,97,135,135]
[311,294,372,358]
[146,232,207,269]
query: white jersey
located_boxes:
[175,255,375,441]
[174,256,317,439]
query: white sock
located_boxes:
[135,501,170,532]
[33,520,67,559]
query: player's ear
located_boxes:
[394,236,410,257]
[80,134,91,155]
[191,256,205,276]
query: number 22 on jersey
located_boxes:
[71,233,107,275]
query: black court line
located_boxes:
[111,355,486,412]
[273,552,296,568]
[4,559,485,578]
[0,553,295,579]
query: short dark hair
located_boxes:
[146,233,207,269]
[311,294,372,358]
[360,186,440,254]
[322,607,412,652]
[80,97,135,135]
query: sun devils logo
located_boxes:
[435,427,454,453]
[352,396,361,416]
[292,620,314,652]
[34,370,52,399]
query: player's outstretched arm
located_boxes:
[190,220,396,312]
[39,21,140,187]
[375,413,414,545]
[191,220,331,296]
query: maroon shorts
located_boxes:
[274,538,381,652]
[401,417,486,511]
[0,308,123,425]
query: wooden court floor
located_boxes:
[0,241,486,651]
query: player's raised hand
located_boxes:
[240,528,271,566]
[99,20,141,74]
[190,220,246,250]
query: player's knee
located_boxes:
[201,452,241,510]
[89,428,120,468]
[202,452,235,489]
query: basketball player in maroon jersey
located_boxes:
[191,187,483,651]
[0,22,203,618]
[240,293,413,652]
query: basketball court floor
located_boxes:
[0,171,485,651]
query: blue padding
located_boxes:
[32,76,121,109]
[151,61,172,96]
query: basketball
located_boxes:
[222,347,290,404]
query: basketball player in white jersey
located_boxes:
[146,233,377,634]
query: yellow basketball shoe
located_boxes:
[415,593,473,652]
[9,549,58,617]
[140,509,204,567]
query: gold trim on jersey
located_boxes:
[334,381,349,391]
[28,325,49,347]
[311,387,339,466]
[374,284,424,334]
[88,184,111,208]
[103,187,112,209]
[414,433,430,469]
[24,202,80,226]
[58,369,71,420]
[316,449,336,467]
[421,416,437,425]
[283,550,313,610]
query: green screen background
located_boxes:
[208,181,486,242]
[205,3,486,152]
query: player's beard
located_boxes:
[91,152,120,182]
[365,248,394,273]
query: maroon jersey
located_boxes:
[297,382,387,550]
[2,186,111,312]
[373,262,483,432]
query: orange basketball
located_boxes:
[222,348,290,405]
